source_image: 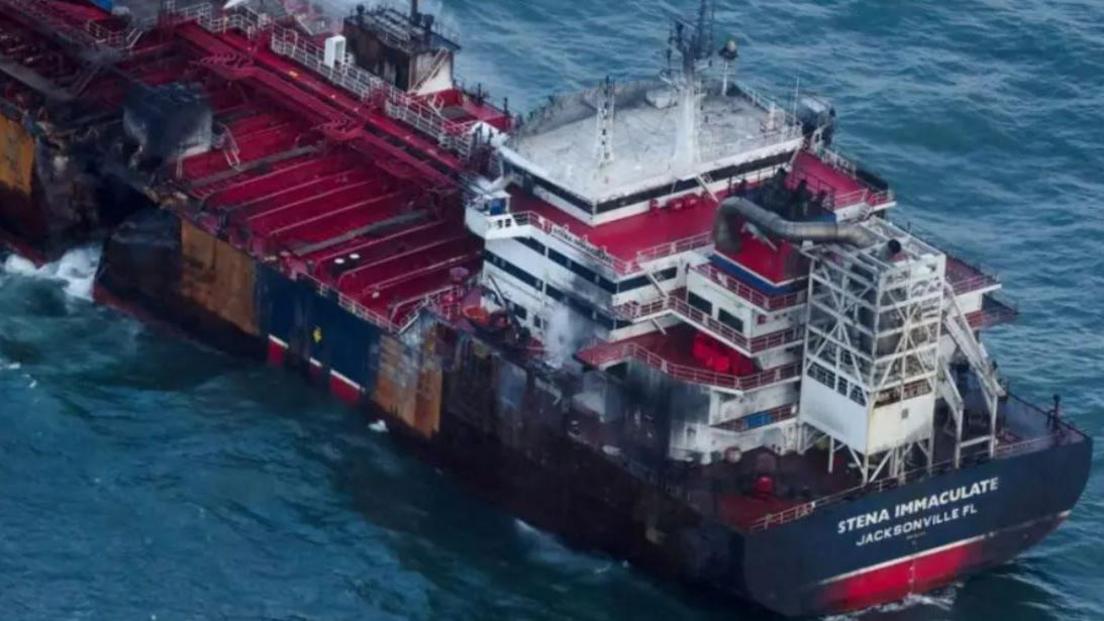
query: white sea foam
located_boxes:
[822,585,958,620]
[514,518,614,576]
[368,419,389,433]
[1,245,102,301]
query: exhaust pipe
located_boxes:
[713,196,876,252]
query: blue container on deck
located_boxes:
[745,411,773,429]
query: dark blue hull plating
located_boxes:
[92,216,1093,618]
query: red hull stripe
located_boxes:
[819,510,1071,586]
[266,335,288,366]
[818,511,1070,613]
[308,357,326,382]
[329,371,362,405]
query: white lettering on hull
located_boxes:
[836,477,1000,547]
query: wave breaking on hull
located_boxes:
[1,245,101,301]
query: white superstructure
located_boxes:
[460,0,1016,480]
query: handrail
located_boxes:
[0,0,121,51]
[164,2,476,159]
[945,255,1000,296]
[479,210,715,276]
[613,291,804,354]
[965,303,1018,330]
[748,396,1084,532]
[298,273,463,334]
[715,403,798,432]
[691,263,806,311]
[577,340,800,391]
[813,148,896,208]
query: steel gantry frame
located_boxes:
[797,218,947,484]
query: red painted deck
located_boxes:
[424,88,512,131]
[788,151,892,209]
[577,324,801,391]
[511,190,719,263]
[0,1,502,332]
[946,254,999,294]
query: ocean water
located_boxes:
[1,1,1103,619]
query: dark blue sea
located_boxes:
[1,1,1102,619]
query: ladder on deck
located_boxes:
[937,357,968,467]
[942,282,1004,457]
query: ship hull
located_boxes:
[741,440,1088,616]
[0,107,137,264]
[87,209,1092,618]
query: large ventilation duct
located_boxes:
[713,196,876,252]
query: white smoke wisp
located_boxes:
[1,245,102,301]
[543,304,589,369]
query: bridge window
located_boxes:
[718,308,743,332]
[688,292,713,315]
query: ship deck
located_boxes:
[510,190,719,270]
[0,2,508,330]
[508,81,790,203]
[566,384,1081,533]
[787,151,893,210]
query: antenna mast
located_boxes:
[596,75,616,167]
[669,0,716,173]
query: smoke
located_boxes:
[1,245,102,301]
[543,304,589,369]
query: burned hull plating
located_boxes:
[0,1,1092,617]
[0,104,136,263]
[91,211,1092,617]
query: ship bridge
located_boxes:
[502,78,804,224]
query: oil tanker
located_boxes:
[0,0,1090,616]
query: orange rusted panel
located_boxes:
[179,220,259,336]
[0,114,34,195]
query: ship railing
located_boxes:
[268,28,474,158]
[819,147,858,177]
[269,30,382,101]
[635,231,715,266]
[578,340,801,391]
[297,273,462,334]
[697,125,802,165]
[945,257,1001,297]
[730,82,800,128]
[483,211,635,274]
[896,218,1003,296]
[690,263,806,311]
[749,396,1085,532]
[1,0,114,51]
[484,210,714,276]
[392,284,469,330]
[613,291,804,355]
[965,296,1019,330]
[2,0,151,54]
[714,403,798,433]
[83,20,125,48]
[298,273,399,331]
[351,6,461,55]
[165,2,475,160]
[816,148,896,207]
[788,169,882,212]
[950,273,999,296]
